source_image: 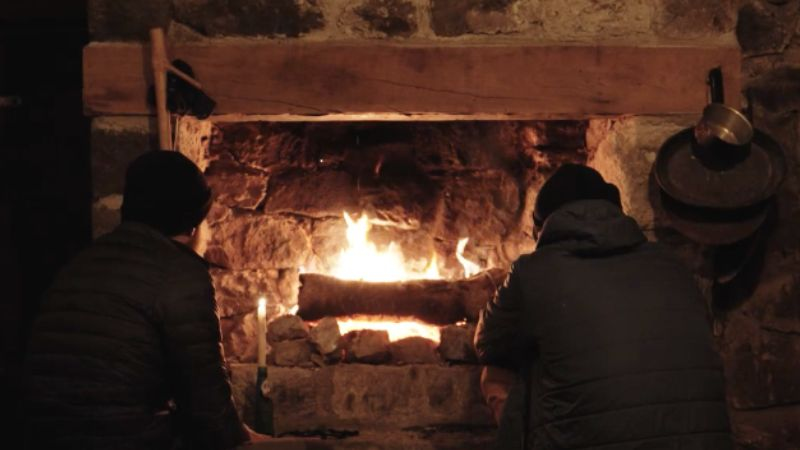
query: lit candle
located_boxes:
[257,297,267,367]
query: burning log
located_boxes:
[297,268,506,325]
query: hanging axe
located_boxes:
[149,28,214,150]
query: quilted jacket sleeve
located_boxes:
[157,262,248,450]
[474,265,526,370]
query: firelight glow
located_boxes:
[337,316,441,343]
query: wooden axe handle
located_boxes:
[150,28,171,150]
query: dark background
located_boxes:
[0,1,90,445]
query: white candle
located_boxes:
[257,297,267,367]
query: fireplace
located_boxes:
[185,119,586,442]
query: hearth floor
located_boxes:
[242,429,495,450]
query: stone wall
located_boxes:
[87,1,800,448]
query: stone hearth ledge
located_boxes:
[229,363,493,434]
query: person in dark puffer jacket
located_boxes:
[25,151,260,450]
[475,164,732,450]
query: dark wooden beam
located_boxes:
[84,42,741,119]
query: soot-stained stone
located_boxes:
[389,337,440,364]
[267,315,310,344]
[654,0,736,39]
[221,311,258,363]
[263,170,358,217]
[309,317,342,355]
[416,122,523,172]
[438,170,521,245]
[353,0,418,37]
[270,339,313,367]
[206,214,311,269]
[206,159,268,210]
[430,0,515,37]
[736,2,798,55]
[173,0,324,37]
[438,324,478,363]
[88,0,173,41]
[211,122,310,171]
[344,330,391,364]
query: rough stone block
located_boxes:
[346,0,418,38]
[221,311,258,363]
[229,363,258,426]
[746,67,800,114]
[206,214,311,269]
[430,0,515,37]
[438,170,520,245]
[587,115,696,232]
[309,317,342,355]
[730,405,800,450]
[736,1,800,55]
[212,269,299,319]
[173,0,325,38]
[267,315,310,344]
[206,159,268,210]
[438,324,478,363]
[722,313,800,410]
[88,0,173,41]
[653,0,736,39]
[344,330,391,363]
[270,339,313,367]
[389,337,440,364]
[211,122,312,171]
[91,117,156,198]
[176,116,212,172]
[228,364,493,433]
[92,194,122,238]
[521,121,587,150]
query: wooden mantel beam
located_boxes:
[83,41,741,119]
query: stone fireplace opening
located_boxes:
[189,118,589,444]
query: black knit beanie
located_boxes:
[121,150,212,237]
[533,164,622,228]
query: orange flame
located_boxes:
[337,315,441,343]
[329,212,442,282]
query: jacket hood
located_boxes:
[536,199,646,256]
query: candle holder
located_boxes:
[253,366,274,436]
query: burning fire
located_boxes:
[337,316,441,343]
[329,212,479,282]
[324,211,483,343]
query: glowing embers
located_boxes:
[328,211,480,282]
[336,315,441,343]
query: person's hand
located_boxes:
[480,366,518,425]
[243,424,271,444]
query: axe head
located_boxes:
[148,59,216,119]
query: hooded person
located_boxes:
[475,164,732,450]
[25,150,263,449]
